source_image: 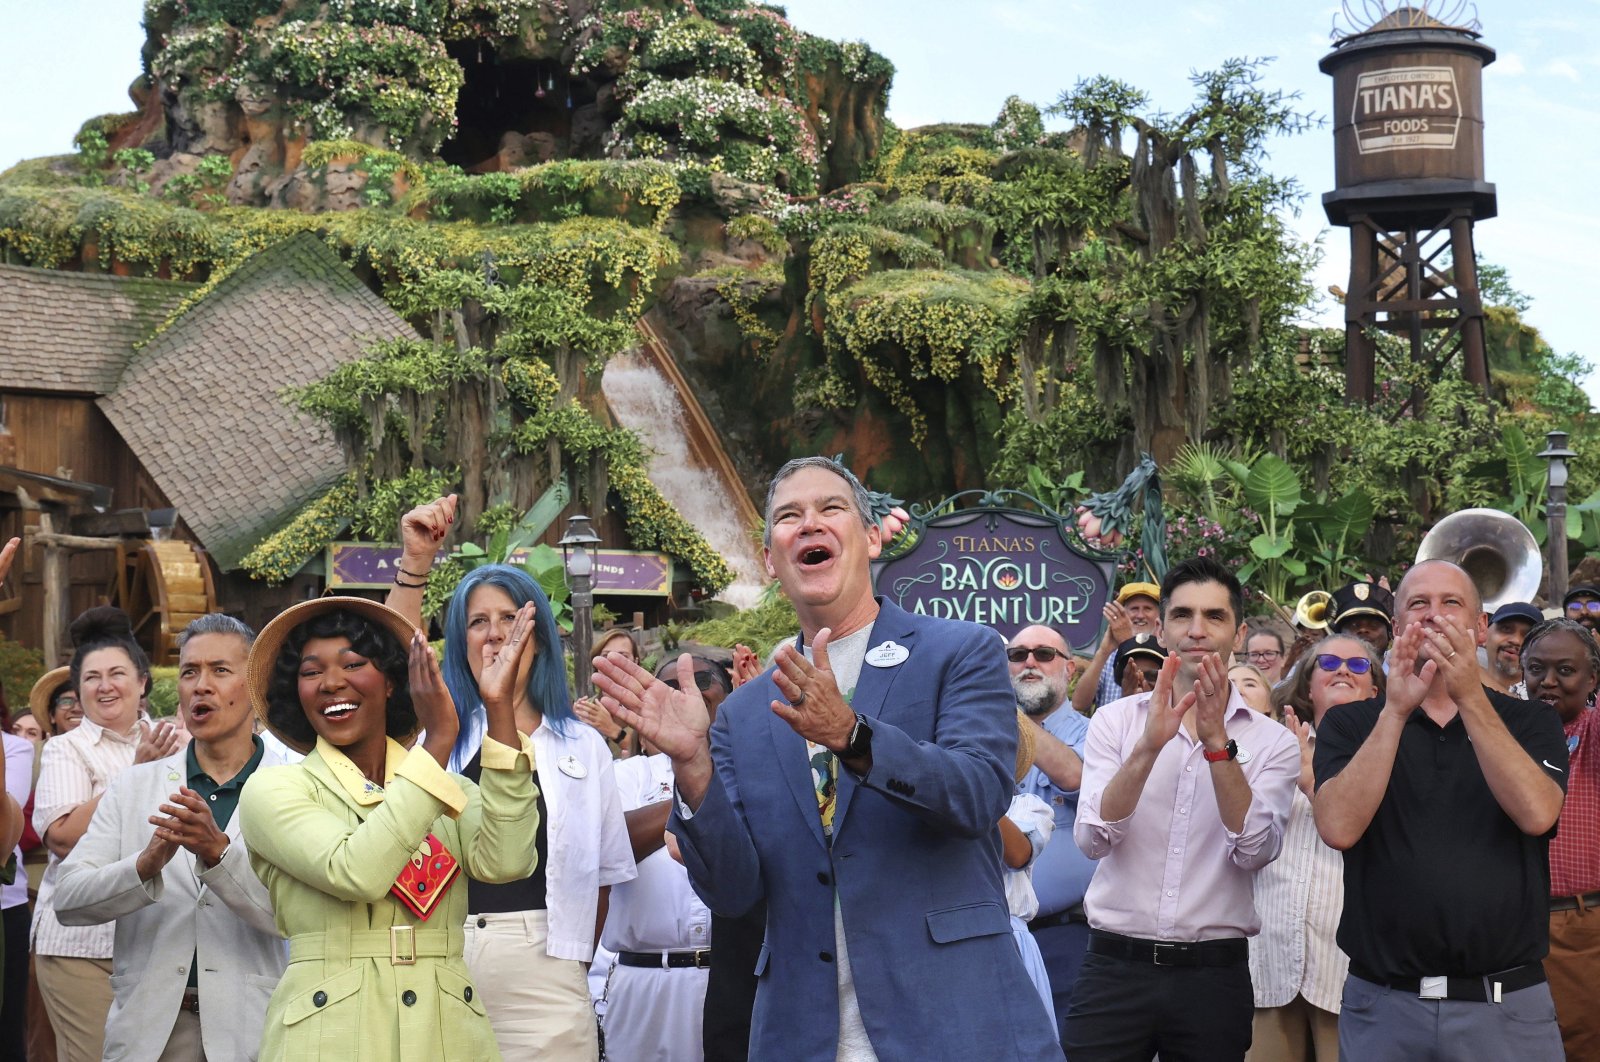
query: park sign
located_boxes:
[1351,66,1462,154]
[326,542,672,596]
[870,491,1116,650]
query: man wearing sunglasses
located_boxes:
[1007,626,1096,1041]
[1066,556,1300,1060]
[1313,560,1567,1061]
[1563,586,1600,638]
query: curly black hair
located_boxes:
[266,609,416,749]
[68,606,151,696]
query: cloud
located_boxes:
[1492,53,1527,77]
[1545,59,1581,82]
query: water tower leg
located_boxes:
[1345,221,1377,405]
[1449,215,1491,395]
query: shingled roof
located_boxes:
[99,233,418,571]
[0,264,197,393]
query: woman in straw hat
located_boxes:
[29,667,82,739]
[237,596,541,1061]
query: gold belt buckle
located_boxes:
[391,925,417,966]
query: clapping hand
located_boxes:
[0,537,18,589]
[1192,653,1232,752]
[730,644,762,689]
[1286,711,1316,796]
[769,631,856,752]
[149,788,230,867]
[1138,654,1194,755]
[478,602,535,710]
[1416,612,1482,702]
[1383,623,1434,719]
[1104,602,1133,647]
[134,720,183,764]
[397,494,457,571]
[410,632,460,767]
[594,653,710,766]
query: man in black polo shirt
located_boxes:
[1313,560,1567,1060]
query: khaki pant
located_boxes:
[1247,993,1339,1062]
[33,955,112,1062]
[1549,904,1600,1061]
[156,1008,205,1062]
[464,910,598,1059]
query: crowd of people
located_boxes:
[0,457,1596,1061]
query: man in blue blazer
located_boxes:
[596,456,1060,1061]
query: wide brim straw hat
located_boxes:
[246,596,420,754]
[1014,709,1038,784]
[29,666,72,734]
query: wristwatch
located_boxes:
[843,714,873,760]
[1202,739,1238,763]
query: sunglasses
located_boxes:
[1315,654,1374,675]
[663,671,717,693]
[1567,601,1600,615]
[1007,646,1064,664]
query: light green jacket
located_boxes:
[239,735,538,1062]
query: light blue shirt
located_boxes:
[1018,703,1095,916]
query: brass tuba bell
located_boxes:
[1414,508,1543,613]
[1293,590,1333,630]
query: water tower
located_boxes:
[1321,2,1495,406]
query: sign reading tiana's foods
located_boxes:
[872,508,1114,647]
[1351,66,1462,154]
[326,543,672,596]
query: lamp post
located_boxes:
[1539,431,1577,608]
[559,515,603,697]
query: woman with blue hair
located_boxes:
[387,495,635,1058]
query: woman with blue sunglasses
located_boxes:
[1250,634,1385,1061]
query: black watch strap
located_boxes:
[844,713,873,759]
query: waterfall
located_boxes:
[601,352,767,610]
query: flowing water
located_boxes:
[601,352,766,609]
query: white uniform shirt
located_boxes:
[1003,793,1055,923]
[30,716,142,956]
[601,754,711,954]
[2,732,33,911]
[1248,787,1348,1012]
[452,715,636,961]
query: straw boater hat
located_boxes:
[1014,709,1038,784]
[246,596,420,754]
[29,666,73,735]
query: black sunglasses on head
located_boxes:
[1007,646,1064,664]
[663,671,717,693]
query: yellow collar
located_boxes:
[315,736,410,806]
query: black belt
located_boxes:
[1550,890,1600,913]
[1349,962,1546,1003]
[1028,903,1088,932]
[616,949,712,969]
[1087,929,1247,968]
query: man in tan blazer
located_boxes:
[54,614,286,1061]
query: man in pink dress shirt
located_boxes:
[1063,556,1300,1061]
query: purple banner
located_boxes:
[327,543,672,596]
[871,509,1113,649]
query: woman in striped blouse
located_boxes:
[30,607,180,1062]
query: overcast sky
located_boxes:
[3,0,1596,396]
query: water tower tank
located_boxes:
[1321,11,1496,227]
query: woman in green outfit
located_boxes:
[239,596,540,1061]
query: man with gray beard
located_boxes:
[1008,624,1097,1043]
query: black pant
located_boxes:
[703,902,765,1062]
[1061,950,1253,1062]
[0,903,29,1062]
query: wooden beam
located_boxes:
[23,528,124,551]
[71,510,151,537]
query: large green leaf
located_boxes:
[1322,490,1376,544]
[1502,425,1545,501]
[1242,454,1302,517]
[1282,557,1308,578]
[1250,532,1293,560]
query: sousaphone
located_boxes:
[1414,508,1542,613]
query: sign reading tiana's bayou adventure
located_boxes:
[871,495,1115,649]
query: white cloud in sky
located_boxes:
[1545,58,1582,81]
[1493,52,1527,75]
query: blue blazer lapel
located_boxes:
[767,693,830,851]
[833,601,918,833]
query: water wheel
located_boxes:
[109,540,217,666]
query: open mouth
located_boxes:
[320,701,359,721]
[799,546,833,567]
[189,704,216,723]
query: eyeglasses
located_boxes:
[1315,654,1374,675]
[1246,649,1282,663]
[1567,601,1600,616]
[1007,647,1063,664]
[663,671,717,693]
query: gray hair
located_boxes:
[177,613,256,649]
[762,456,874,548]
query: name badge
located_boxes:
[866,641,909,668]
[558,755,588,779]
[1236,746,1253,765]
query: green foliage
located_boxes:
[726,214,786,255]
[162,154,234,210]
[240,474,360,584]
[679,593,799,659]
[73,128,110,182]
[0,633,46,718]
[991,95,1045,152]
[148,667,180,718]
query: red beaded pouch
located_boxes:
[390,834,460,921]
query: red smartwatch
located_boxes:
[1202,740,1238,763]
